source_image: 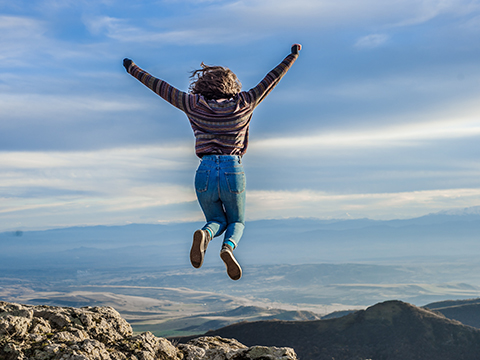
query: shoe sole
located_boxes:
[190,230,206,268]
[220,249,242,280]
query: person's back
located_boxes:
[123,44,301,280]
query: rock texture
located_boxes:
[0,301,297,360]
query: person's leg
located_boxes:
[218,156,245,280]
[219,161,246,249]
[191,158,228,268]
[195,163,228,237]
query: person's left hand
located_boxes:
[123,58,133,71]
[291,44,302,55]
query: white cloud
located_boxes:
[0,146,194,200]
[82,15,255,44]
[246,188,480,220]
[0,14,114,68]
[0,93,143,121]
[0,146,198,230]
[252,115,480,151]
[322,63,480,100]
[1,142,479,230]
[162,0,225,3]
[0,145,193,173]
[0,15,46,36]
[355,34,389,49]
[460,14,480,31]
[0,16,49,66]
[388,0,480,27]
[206,0,480,30]
[83,15,128,36]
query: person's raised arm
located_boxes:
[123,58,188,112]
[247,44,302,105]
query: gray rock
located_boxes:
[179,337,297,360]
[0,301,297,360]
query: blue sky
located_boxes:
[1,0,480,231]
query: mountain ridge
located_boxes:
[3,205,480,234]
[191,300,480,360]
[424,298,480,329]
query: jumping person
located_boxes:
[123,44,301,280]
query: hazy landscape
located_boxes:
[1,207,480,337]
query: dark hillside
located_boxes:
[202,300,480,360]
[425,298,480,329]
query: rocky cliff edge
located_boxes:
[0,301,297,360]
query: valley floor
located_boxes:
[1,260,480,336]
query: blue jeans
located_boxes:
[194,155,246,248]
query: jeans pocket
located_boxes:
[225,172,246,194]
[195,170,210,193]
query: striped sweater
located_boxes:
[127,53,299,158]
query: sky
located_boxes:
[1,0,480,231]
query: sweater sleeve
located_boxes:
[127,62,188,112]
[247,53,299,106]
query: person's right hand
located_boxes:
[291,44,302,55]
[123,58,133,72]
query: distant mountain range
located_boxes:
[175,300,480,360]
[1,207,479,269]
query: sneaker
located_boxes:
[220,243,242,280]
[190,229,211,269]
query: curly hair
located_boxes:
[189,62,242,100]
